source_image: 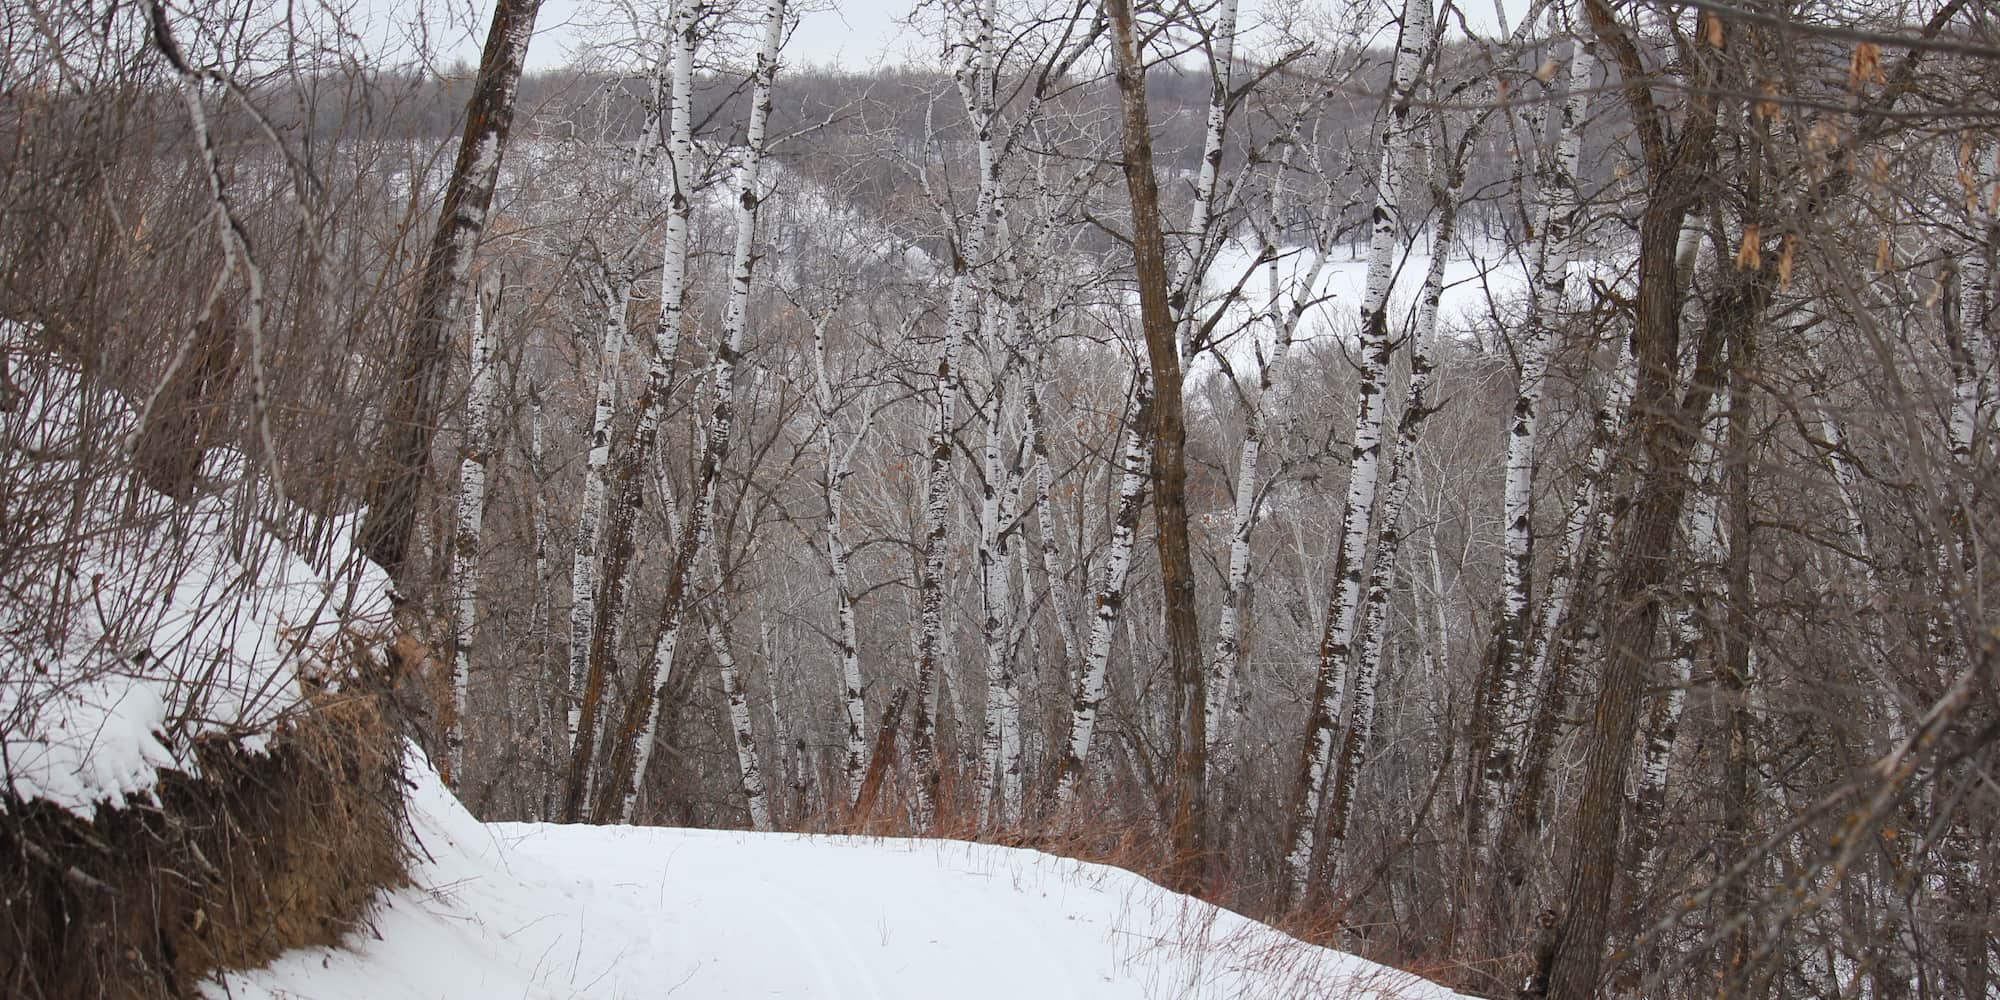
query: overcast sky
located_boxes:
[385,0,937,72]
[385,0,1525,74]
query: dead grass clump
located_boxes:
[0,689,406,999]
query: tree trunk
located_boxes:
[1503,337,1632,878]
[131,305,239,501]
[445,283,496,786]
[1107,0,1207,886]
[1207,155,1311,785]
[1470,4,1589,880]
[360,0,541,583]
[810,310,874,806]
[910,0,1007,822]
[565,263,628,764]
[604,0,786,823]
[557,0,701,824]
[704,609,771,831]
[1323,133,1456,878]
[977,320,1023,827]
[1282,0,1429,906]
[1056,372,1151,807]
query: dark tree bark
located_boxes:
[358,0,542,584]
[1102,0,1207,890]
[1540,8,1722,993]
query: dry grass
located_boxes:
[0,687,406,999]
[804,761,1487,997]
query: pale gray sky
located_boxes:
[389,0,1526,74]
[406,0,928,71]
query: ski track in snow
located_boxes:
[208,754,1464,999]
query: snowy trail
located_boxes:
[209,757,1462,999]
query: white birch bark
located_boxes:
[1946,260,1984,463]
[1472,8,1591,871]
[1523,338,1630,708]
[446,284,496,787]
[1283,0,1431,902]
[1055,371,1152,808]
[618,0,786,821]
[1206,155,1326,778]
[809,309,875,805]
[560,3,697,822]
[911,0,1005,822]
[1168,0,1241,361]
[567,265,628,741]
[704,610,772,831]
[1023,349,1082,674]
[1501,336,1634,854]
[1322,142,1459,874]
[977,328,1024,826]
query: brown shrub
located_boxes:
[0,689,406,999]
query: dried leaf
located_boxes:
[1736,223,1763,270]
[1850,41,1884,89]
[1702,12,1725,48]
[1876,233,1893,273]
[1778,234,1796,290]
[1534,57,1560,83]
[1755,82,1782,121]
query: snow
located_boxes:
[1,328,394,816]
[212,751,1467,999]
[1194,235,1631,371]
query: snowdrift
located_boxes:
[213,752,1466,1000]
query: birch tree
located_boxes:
[1467,3,1592,873]
[558,0,702,823]
[1055,370,1151,808]
[360,0,542,583]
[445,282,497,786]
[703,608,772,830]
[566,261,628,747]
[1282,0,1431,904]
[604,0,790,822]
[909,0,1011,823]
[1320,114,1462,880]
[804,298,877,806]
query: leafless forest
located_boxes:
[3,0,1997,995]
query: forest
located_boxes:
[1,0,1996,996]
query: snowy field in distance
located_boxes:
[210,753,1466,999]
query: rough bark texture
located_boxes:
[1283,0,1429,905]
[606,0,787,823]
[445,285,496,786]
[131,308,239,501]
[359,0,541,583]
[1104,0,1207,882]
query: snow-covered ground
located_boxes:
[210,755,1465,999]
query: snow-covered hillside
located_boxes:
[0,329,393,817]
[210,755,1464,1000]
